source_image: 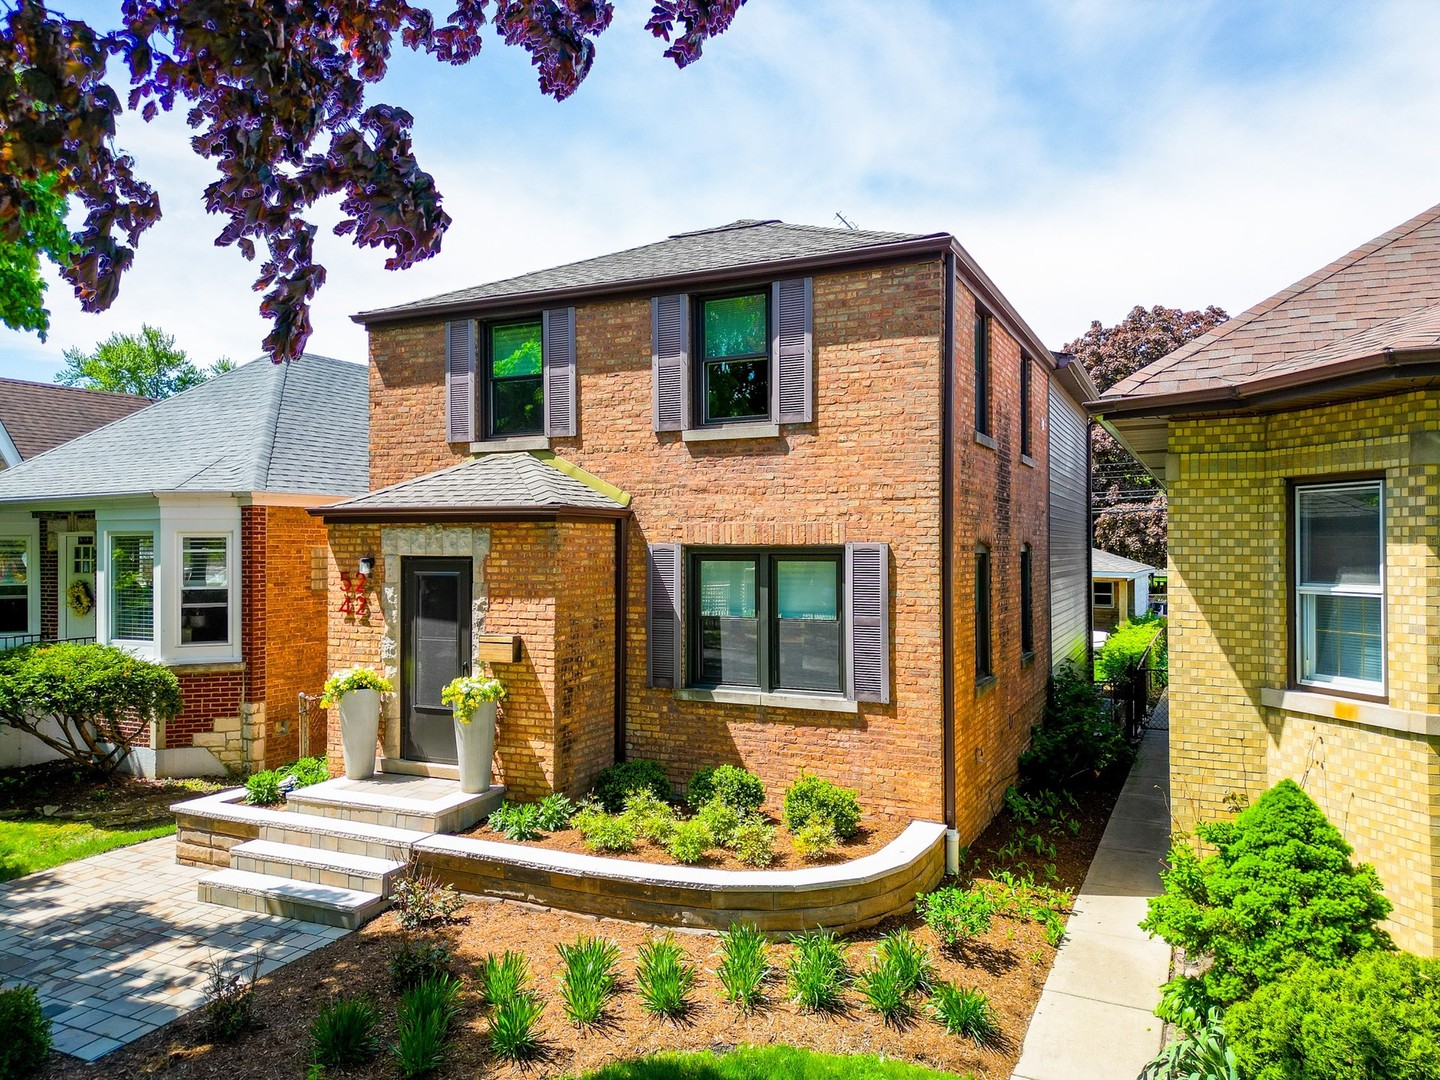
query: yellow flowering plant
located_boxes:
[440,675,506,722]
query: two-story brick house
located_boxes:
[316,219,1094,848]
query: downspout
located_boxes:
[613,515,628,765]
[940,250,959,872]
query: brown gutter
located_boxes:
[613,515,628,765]
[948,238,1059,379]
[354,235,953,326]
[310,505,631,523]
[940,250,957,833]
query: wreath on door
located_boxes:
[66,580,94,617]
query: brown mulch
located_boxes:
[42,781,1122,1080]
[463,812,910,871]
[0,761,223,829]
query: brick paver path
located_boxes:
[0,836,347,1061]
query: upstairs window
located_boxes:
[180,536,230,645]
[486,320,544,437]
[111,534,155,642]
[700,293,770,424]
[1295,480,1384,693]
[975,544,993,679]
[1019,354,1032,457]
[974,311,991,436]
[0,536,29,635]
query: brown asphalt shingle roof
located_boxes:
[1105,202,1440,404]
[0,379,151,461]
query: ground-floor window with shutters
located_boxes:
[646,541,890,704]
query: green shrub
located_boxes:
[557,936,621,1028]
[636,935,696,1019]
[782,772,862,838]
[858,960,913,1026]
[1096,614,1166,682]
[917,886,996,948]
[716,923,771,1013]
[665,818,713,864]
[733,819,777,867]
[488,801,544,842]
[792,817,839,861]
[287,756,330,788]
[929,984,999,1046]
[392,975,461,1078]
[309,996,379,1069]
[593,759,671,812]
[620,789,676,844]
[1225,950,1440,1080]
[1141,1007,1239,1080]
[535,793,574,831]
[687,764,766,813]
[200,955,259,1040]
[0,985,51,1079]
[390,939,454,992]
[245,769,283,806]
[477,951,530,1007]
[786,928,849,1013]
[1140,779,1392,1007]
[574,804,638,853]
[1018,661,1133,792]
[873,928,935,995]
[391,866,464,931]
[245,756,331,805]
[487,991,544,1062]
[695,798,743,847]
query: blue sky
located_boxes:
[4,0,1439,381]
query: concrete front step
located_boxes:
[197,868,389,930]
[286,776,506,833]
[230,839,405,895]
[258,815,431,862]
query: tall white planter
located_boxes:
[455,702,497,794]
[338,688,381,780]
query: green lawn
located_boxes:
[0,818,176,881]
[572,1046,973,1080]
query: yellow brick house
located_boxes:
[1093,203,1440,953]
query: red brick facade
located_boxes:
[331,254,1066,841]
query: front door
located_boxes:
[59,533,97,641]
[401,558,472,764]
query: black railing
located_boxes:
[1098,628,1167,741]
[0,634,98,653]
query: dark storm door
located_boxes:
[401,558,472,764]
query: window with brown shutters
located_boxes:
[845,542,890,703]
[772,277,813,424]
[543,306,577,438]
[646,543,684,688]
[652,295,690,432]
[445,319,475,443]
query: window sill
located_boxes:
[1020,650,1036,668]
[470,435,550,454]
[975,674,997,696]
[1259,687,1439,736]
[681,422,782,443]
[673,687,858,714]
[974,431,997,450]
[1020,453,1037,468]
[165,659,245,675]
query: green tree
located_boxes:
[57,325,230,399]
[0,174,72,339]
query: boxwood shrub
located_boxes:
[782,772,861,839]
[686,764,765,813]
[592,760,671,813]
[0,985,50,1079]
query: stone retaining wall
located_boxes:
[174,791,262,868]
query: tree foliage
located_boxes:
[0,642,183,774]
[1141,779,1392,1009]
[0,173,72,339]
[57,323,229,398]
[1066,304,1228,569]
[0,0,749,363]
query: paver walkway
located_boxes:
[1013,696,1173,1080]
[0,836,347,1062]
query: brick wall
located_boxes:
[325,523,384,776]
[552,521,617,796]
[259,505,329,766]
[168,670,243,748]
[1167,390,1440,953]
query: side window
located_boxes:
[974,311,991,436]
[486,319,544,437]
[111,534,156,643]
[1019,543,1034,656]
[1019,354,1032,457]
[699,293,769,425]
[1092,580,1115,608]
[1294,480,1384,692]
[0,536,30,635]
[180,536,230,645]
[975,544,993,679]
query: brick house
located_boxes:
[317,219,1096,849]
[0,377,151,471]
[0,355,367,776]
[1094,202,1440,953]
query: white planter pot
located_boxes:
[455,701,497,794]
[338,688,381,780]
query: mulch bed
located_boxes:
[43,778,1122,1080]
[0,761,222,829]
[462,812,910,871]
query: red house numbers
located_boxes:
[338,571,370,617]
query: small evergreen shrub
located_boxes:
[0,985,51,1079]
[592,759,671,812]
[1140,779,1392,1007]
[488,801,544,842]
[1018,661,1133,791]
[782,772,862,838]
[687,764,766,813]
[665,818,713,864]
[535,793,574,831]
[917,886,996,948]
[733,819,777,867]
[309,996,379,1069]
[716,923,771,1013]
[389,939,454,992]
[930,984,999,1046]
[786,928,849,1013]
[1225,950,1440,1080]
[695,797,743,847]
[477,951,530,1007]
[792,816,839,861]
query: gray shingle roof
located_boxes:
[0,354,368,502]
[357,219,941,322]
[321,453,628,518]
[1092,549,1158,576]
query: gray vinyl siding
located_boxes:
[1048,382,1090,667]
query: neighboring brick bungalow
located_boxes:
[0,377,151,471]
[316,219,1096,850]
[1094,202,1440,953]
[0,354,367,776]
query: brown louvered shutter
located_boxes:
[772,277,813,424]
[646,543,684,688]
[845,542,890,703]
[651,295,690,431]
[445,319,475,443]
[543,306,577,437]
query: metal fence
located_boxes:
[1098,628,1167,741]
[0,634,97,653]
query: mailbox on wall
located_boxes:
[475,634,522,664]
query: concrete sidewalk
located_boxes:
[1013,698,1173,1080]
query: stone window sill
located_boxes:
[1020,453,1037,468]
[470,435,550,454]
[674,687,858,714]
[1020,650,1037,668]
[681,422,782,443]
[1260,687,1438,737]
[974,431,997,450]
[975,674,998,696]
[166,660,245,675]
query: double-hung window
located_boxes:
[699,293,770,425]
[1295,480,1384,693]
[1093,581,1115,608]
[0,537,30,635]
[180,536,230,644]
[111,534,155,643]
[690,550,842,694]
[486,319,544,437]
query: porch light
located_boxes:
[358,556,375,577]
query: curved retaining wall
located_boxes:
[415,820,947,936]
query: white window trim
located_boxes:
[1092,580,1115,608]
[105,530,159,653]
[0,514,41,648]
[1294,480,1386,696]
[176,533,236,651]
